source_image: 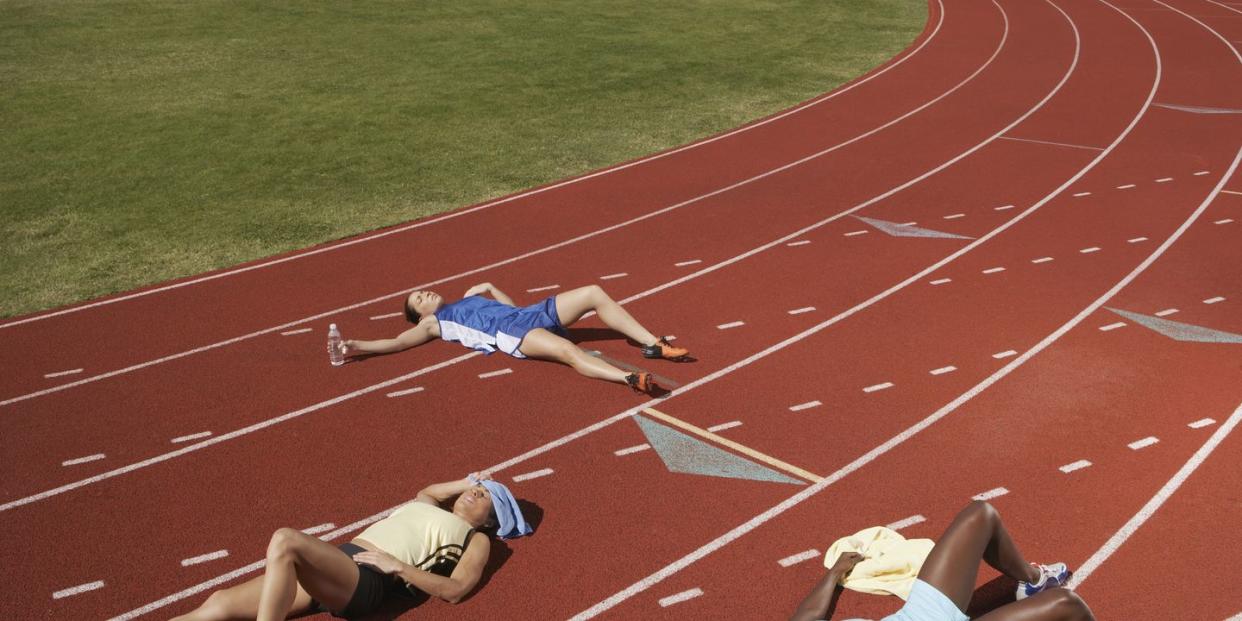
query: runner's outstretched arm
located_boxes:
[345,318,436,356]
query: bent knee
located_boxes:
[1050,589,1093,618]
[267,527,304,558]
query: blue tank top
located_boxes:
[433,296,517,355]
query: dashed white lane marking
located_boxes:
[1155,177,1173,183]
[943,213,965,220]
[787,307,816,315]
[778,549,821,567]
[280,328,312,336]
[181,550,229,567]
[886,514,926,531]
[615,444,651,456]
[1193,170,1210,176]
[53,581,105,599]
[1117,183,1137,189]
[899,221,918,226]
[786,240,812,247]
[171,431,213,444]
[1099,322,1127,331]
[930,278,952,285]
[789,401,822,412]
[369,312,403,320]
[716,321,745,330]
[1154,308,1178,317]
[385,387,424,398]
[478,368,513,379]
[1188,418,1216,429]
[1217,218,1236,224]
[982,267,1006,274]
[994,204,1016,211]
[863,382,894,393]
[526,284,560,293]
[512,468,554,482]
[62,454,105,466]
[929,366,957,375]
[844,230,869,237]
[973,487,1010,501]
[301,523,336,535]
[1128,436,1159,450]
[992,350,1018,359]
[707,421,743,433]
[674,260,702,267]
[44,368,84,379]
[1127,237,1149,243]
[1080,246,1101,253]
[1073,191,1092,197]
[600,272,628,281]
[658,588,703,608]
[1059,459,1093,473]
[1031,256,1054,264]
[1204,296,1226,304]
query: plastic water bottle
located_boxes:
[327,323,344,367]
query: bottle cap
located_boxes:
[329,323,337,330]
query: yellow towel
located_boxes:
[824,526,935,601]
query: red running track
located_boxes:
[2,0,1239,619]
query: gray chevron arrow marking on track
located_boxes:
[1153,102,1242,114]
[854,216,973,239]
[1108,308,1242,343]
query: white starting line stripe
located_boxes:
[280,328,312,336]
[778,549,821,567]
[706,421,743,433]
[1204,296,1226,304]
[44,368,84,379]
[170,431,213,444]
[943,213,965,220]
[844,230,869,237]
[863,382,894,393]
[982,267,1006,274]
[717,321,745,330]
[478,369,513,379]
[526,284,560,293]
[62,454,105,466]
[972,487,1010,501]
[615,444,651,456]
[181,550,229,567]
[1127,237,1149,243]
[1080,246,1101,253]
[786,240,812,247]
[1193,170,1210,176]
[1188,418,1216,429]
[1099,322,1126,331]
[992,350,1018,359]
[369,312,403,321]
[1216,218,1235,224]
[1117,183,1136,189]
[886,514,926,531]
[1128,436,1159,450]
[301,523,336,536]
[53,581,105,599]
[994,204,1016,211]
[929,365,957,375]
[658,588,703,608]
[1154,308,1179,317]
[600,272,628,281]
[1059,459,1092,473]
[787,306,816,315]
[930,278,952,285]
[1155,177,1173,183]
[513,468,554,482]
[789,400,822,412]
[386,387,424,398]
[1073,191,1092,197]
[1031,256,1054,264]
[674,259,702,267]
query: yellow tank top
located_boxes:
[356,502,476,571]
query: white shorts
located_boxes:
[881,579,969,621]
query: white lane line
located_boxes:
[886,514,926,531]
[1080,246,1101,253]
[789,400,822,412]
[1223,189,1242,196]
[863,382,894,393]
[1099,322,1126,331]
[526,284,560,293]
[62,454,105,466]
[972,487,1010,501]
[1128,436,1159,450]
[929,366,957,375]
[716,321,745,330]
[1155,177,1173,183]
[787,307,816,315]
[1127,237,1148,243]
[600,272,628,281]
[53,581,105,599]
[385,387,424,398]
[898,221,918,226]
[1073,191,1092,197]
[1204,296,1226,304]
[998,136,1104,151]
[170,431,213,444]
[1188,418,1216,429]
[786,240,812,247]
[478,368,513,379]
[778,549,821,567]
[707,421,743,433]
[614,444,651,456]
[1117,183,1137,189]
[1216,218,1235,224]
[1059,459,1093,474]
[301,523,336,535]
[994,204,1016,211]
[982,267,1006,274]
[369,312,403,321]
[513,468,554,482]
[44,368,84,379]
[844,230,869,237]
[280,328,312,336]
[658,588,703,608]
[674,260,702,267]
[1031,256,1054,264]
[930,278,952,285]
[181,550,229,567]
[943,213,966,220]
[992,350,1018,359]
[1193,170,1210,176]
[1154,308,1178,317]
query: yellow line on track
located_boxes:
[641,407,824,483]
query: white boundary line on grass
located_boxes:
[1,0,950,331]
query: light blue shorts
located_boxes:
[881,580,969,621]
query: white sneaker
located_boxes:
[1016,562,1072,600]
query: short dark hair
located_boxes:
[404,300,421,324]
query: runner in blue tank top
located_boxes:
[342,282,688,393]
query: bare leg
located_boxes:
[171,573,313,621]
[978,588,1095,621]
[256,529,360,621]
[917,501,1041,612]
[519,328,631,383]
[554,285,660,346]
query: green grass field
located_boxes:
[1,0,925,318]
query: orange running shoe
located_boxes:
[625,371,657,394]
[641,337,688,360]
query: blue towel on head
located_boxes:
[481,480,533,540]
